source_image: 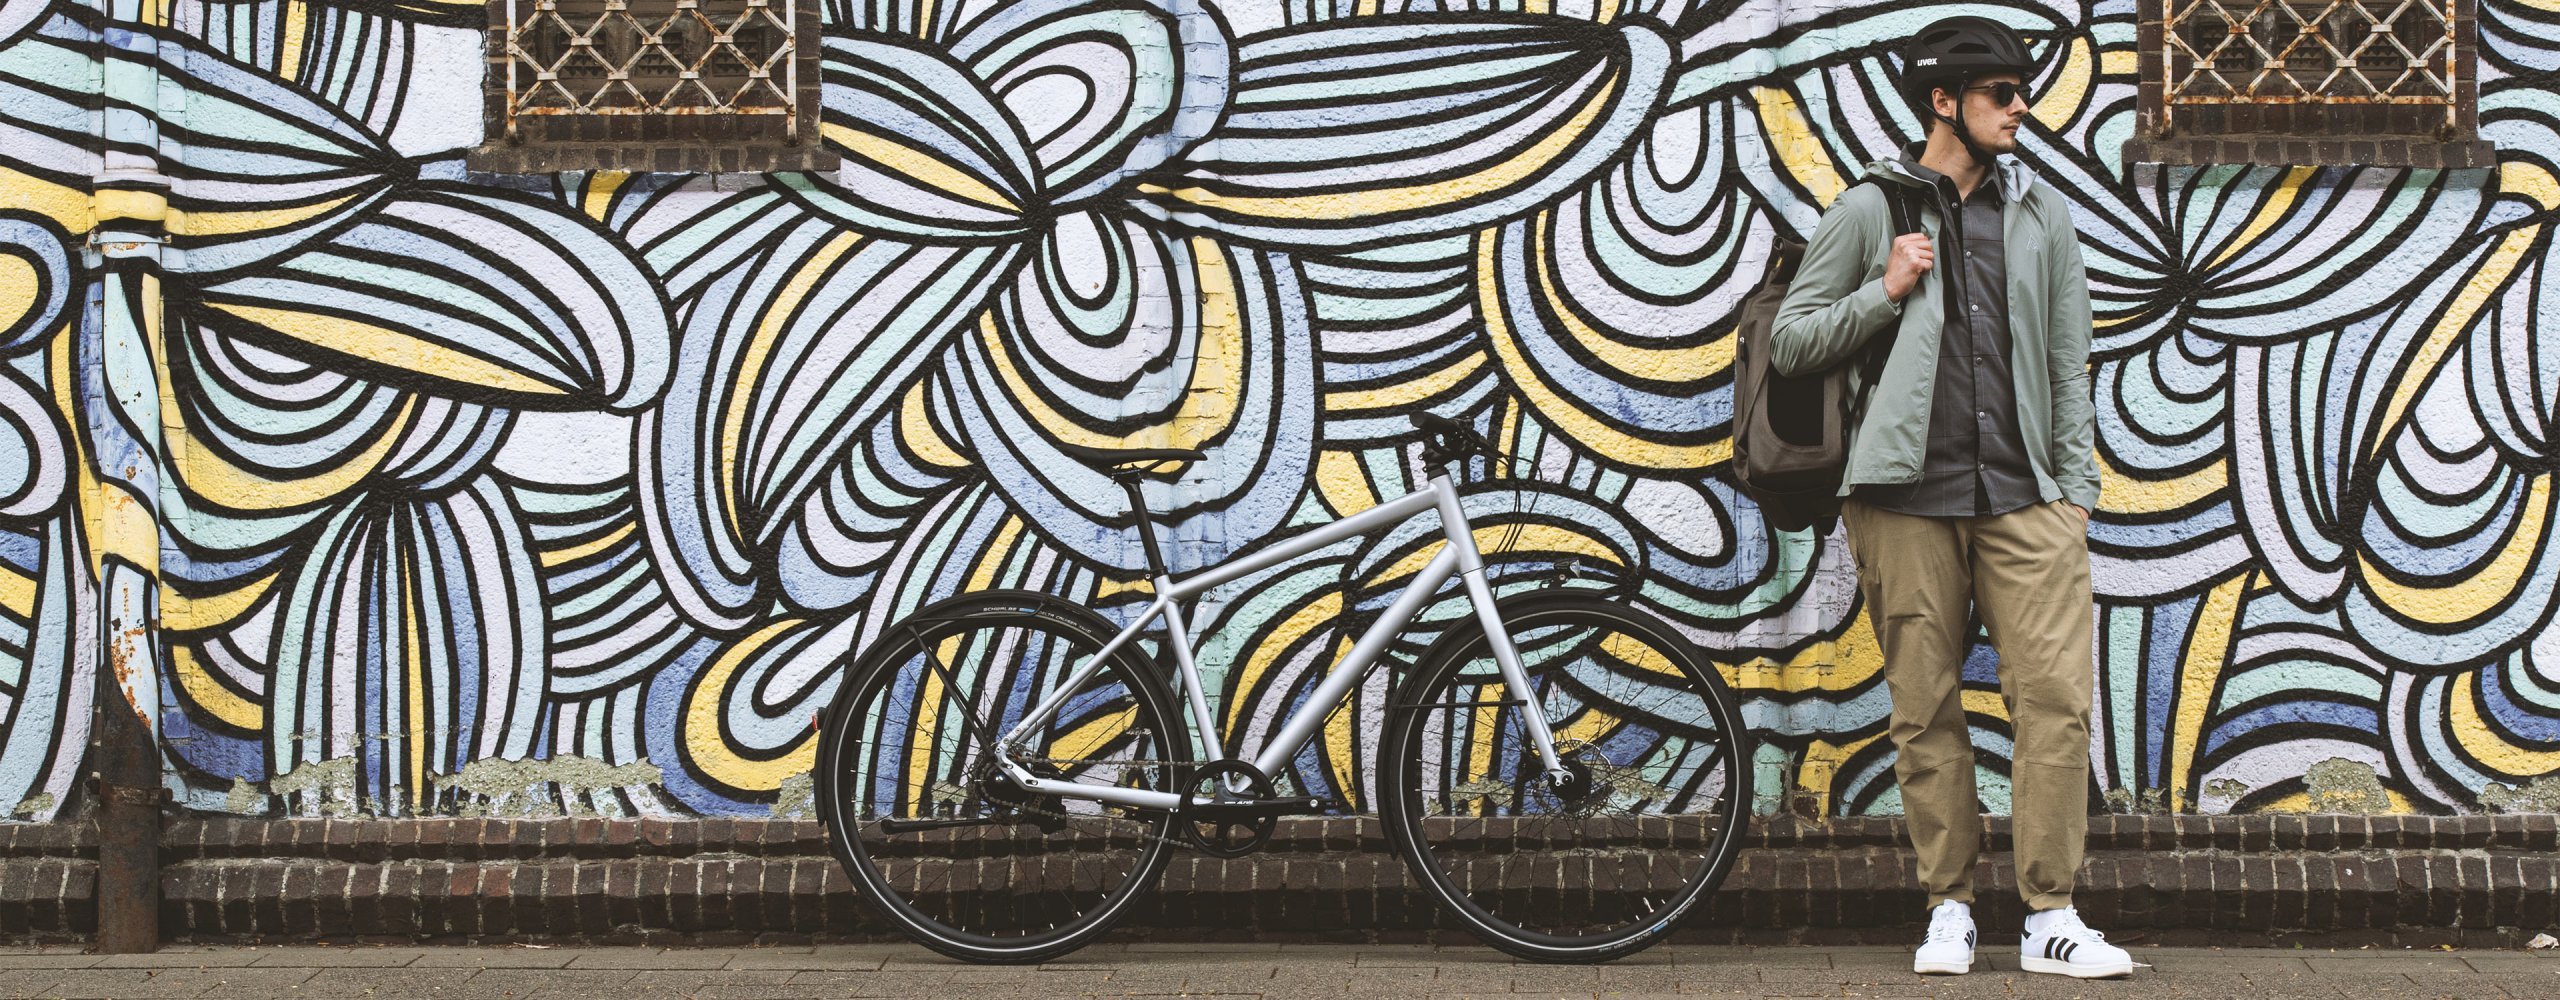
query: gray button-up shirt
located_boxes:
[1854,154,2040,518]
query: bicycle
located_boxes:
[812,414,1752,964]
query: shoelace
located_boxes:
[1925,917,1971,944]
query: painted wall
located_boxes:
[1,0,2555,824]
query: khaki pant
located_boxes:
[1841,498,2094,911]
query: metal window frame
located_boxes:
[497,0,804,144]
[2161,0,2460,135]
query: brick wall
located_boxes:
[5,815,2549,947]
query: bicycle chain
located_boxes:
[960,750,1252,854]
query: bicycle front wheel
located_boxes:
[815,592,1188,963]
[1381,593,1752,963]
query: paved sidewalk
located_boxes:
[0,942,2547,999]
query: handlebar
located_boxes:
[1413,414,1495,468]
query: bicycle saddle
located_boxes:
[1054,441,1205,481]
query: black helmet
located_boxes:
[1897,16,2033,108]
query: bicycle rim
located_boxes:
[817,609,1183,962]
[1383,597,1751,962]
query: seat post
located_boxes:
[1120,477,1173,578]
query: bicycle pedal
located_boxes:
[1186,795,1326,820]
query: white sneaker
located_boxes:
[2019,906,2137,978]
[1912,900,1974,975]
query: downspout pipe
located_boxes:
[87,0,171,955]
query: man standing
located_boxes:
[1767,16,2132,980]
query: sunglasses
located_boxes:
[1964,81,2033,107]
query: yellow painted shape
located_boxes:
[1328,351,1483,412]
[207,303,567,397]
[0,563,33,618]
[1480,232,1728,470]
[1094,576,1155,600]
[1314,449,1380,518]
[2168,571,2248,810]
[170,645,263,732]
[1532,220,1729,377]
[1753,87,1843,210]
[822,124,1019,212]
[0,256,37,335]
[162,570,282,634]
[403,548,426,810]
[96,188,167,224]
[2501,161,2560,211]
[2209,167,2315,269]
[1600,632,1681,679]
[1048,704,1138,768]
[2032,38,2092,131]
[2255,790,2418,814]
[279,0,308,79]
[722,230,861,533]
[2369,225,2537,465]
[897,377,969,470]
[0,167,93,232]
[979,237,1245,451]
[2358,475,2551,626]
[965,517,1025,594]
[685,618,810,792]
[581,172,629,223]
[1795,732,1885,819]
[1138,75,1619,220]
[538,521,633,568]
[2097,445,2226,515]
[1961,688,2009,724]
[1730,607,1880,695]
[166,193,368,238]
[1362,523,1622,588]
[1550,701,1622,751]
[2449,672,2560,774]
[2099,50,2137,76]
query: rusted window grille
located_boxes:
[498,0,799,142]
[2164,0,2458,131]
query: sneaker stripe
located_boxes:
[2062,940,2078,963]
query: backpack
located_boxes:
[1731,178,1919,535]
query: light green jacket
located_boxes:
[1768,150,2100,511]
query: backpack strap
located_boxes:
[1846,177,1921,432]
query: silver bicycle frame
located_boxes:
[987,472,1569,811]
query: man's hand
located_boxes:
[2070,504,2089,523]
[1882,232,1934,302]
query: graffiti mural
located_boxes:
[0,0,2554,821]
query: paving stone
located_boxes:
[248,947,424,968]
[91,948,269,969]
[562,949,736,970]
[410,947,580,968]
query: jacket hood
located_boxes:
[1864,143,2035,205]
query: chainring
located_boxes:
[1176,760,1277,858]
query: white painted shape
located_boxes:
[386,27,487,157]
[495,409,634,485]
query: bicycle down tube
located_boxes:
[986,472,1571,811]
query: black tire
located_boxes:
[814,590,1189,964]
[1380,593,1752,963]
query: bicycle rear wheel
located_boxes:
[815,591,1188,963]
[1381,593,1751,963]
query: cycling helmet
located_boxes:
[1897,16,2034,166]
